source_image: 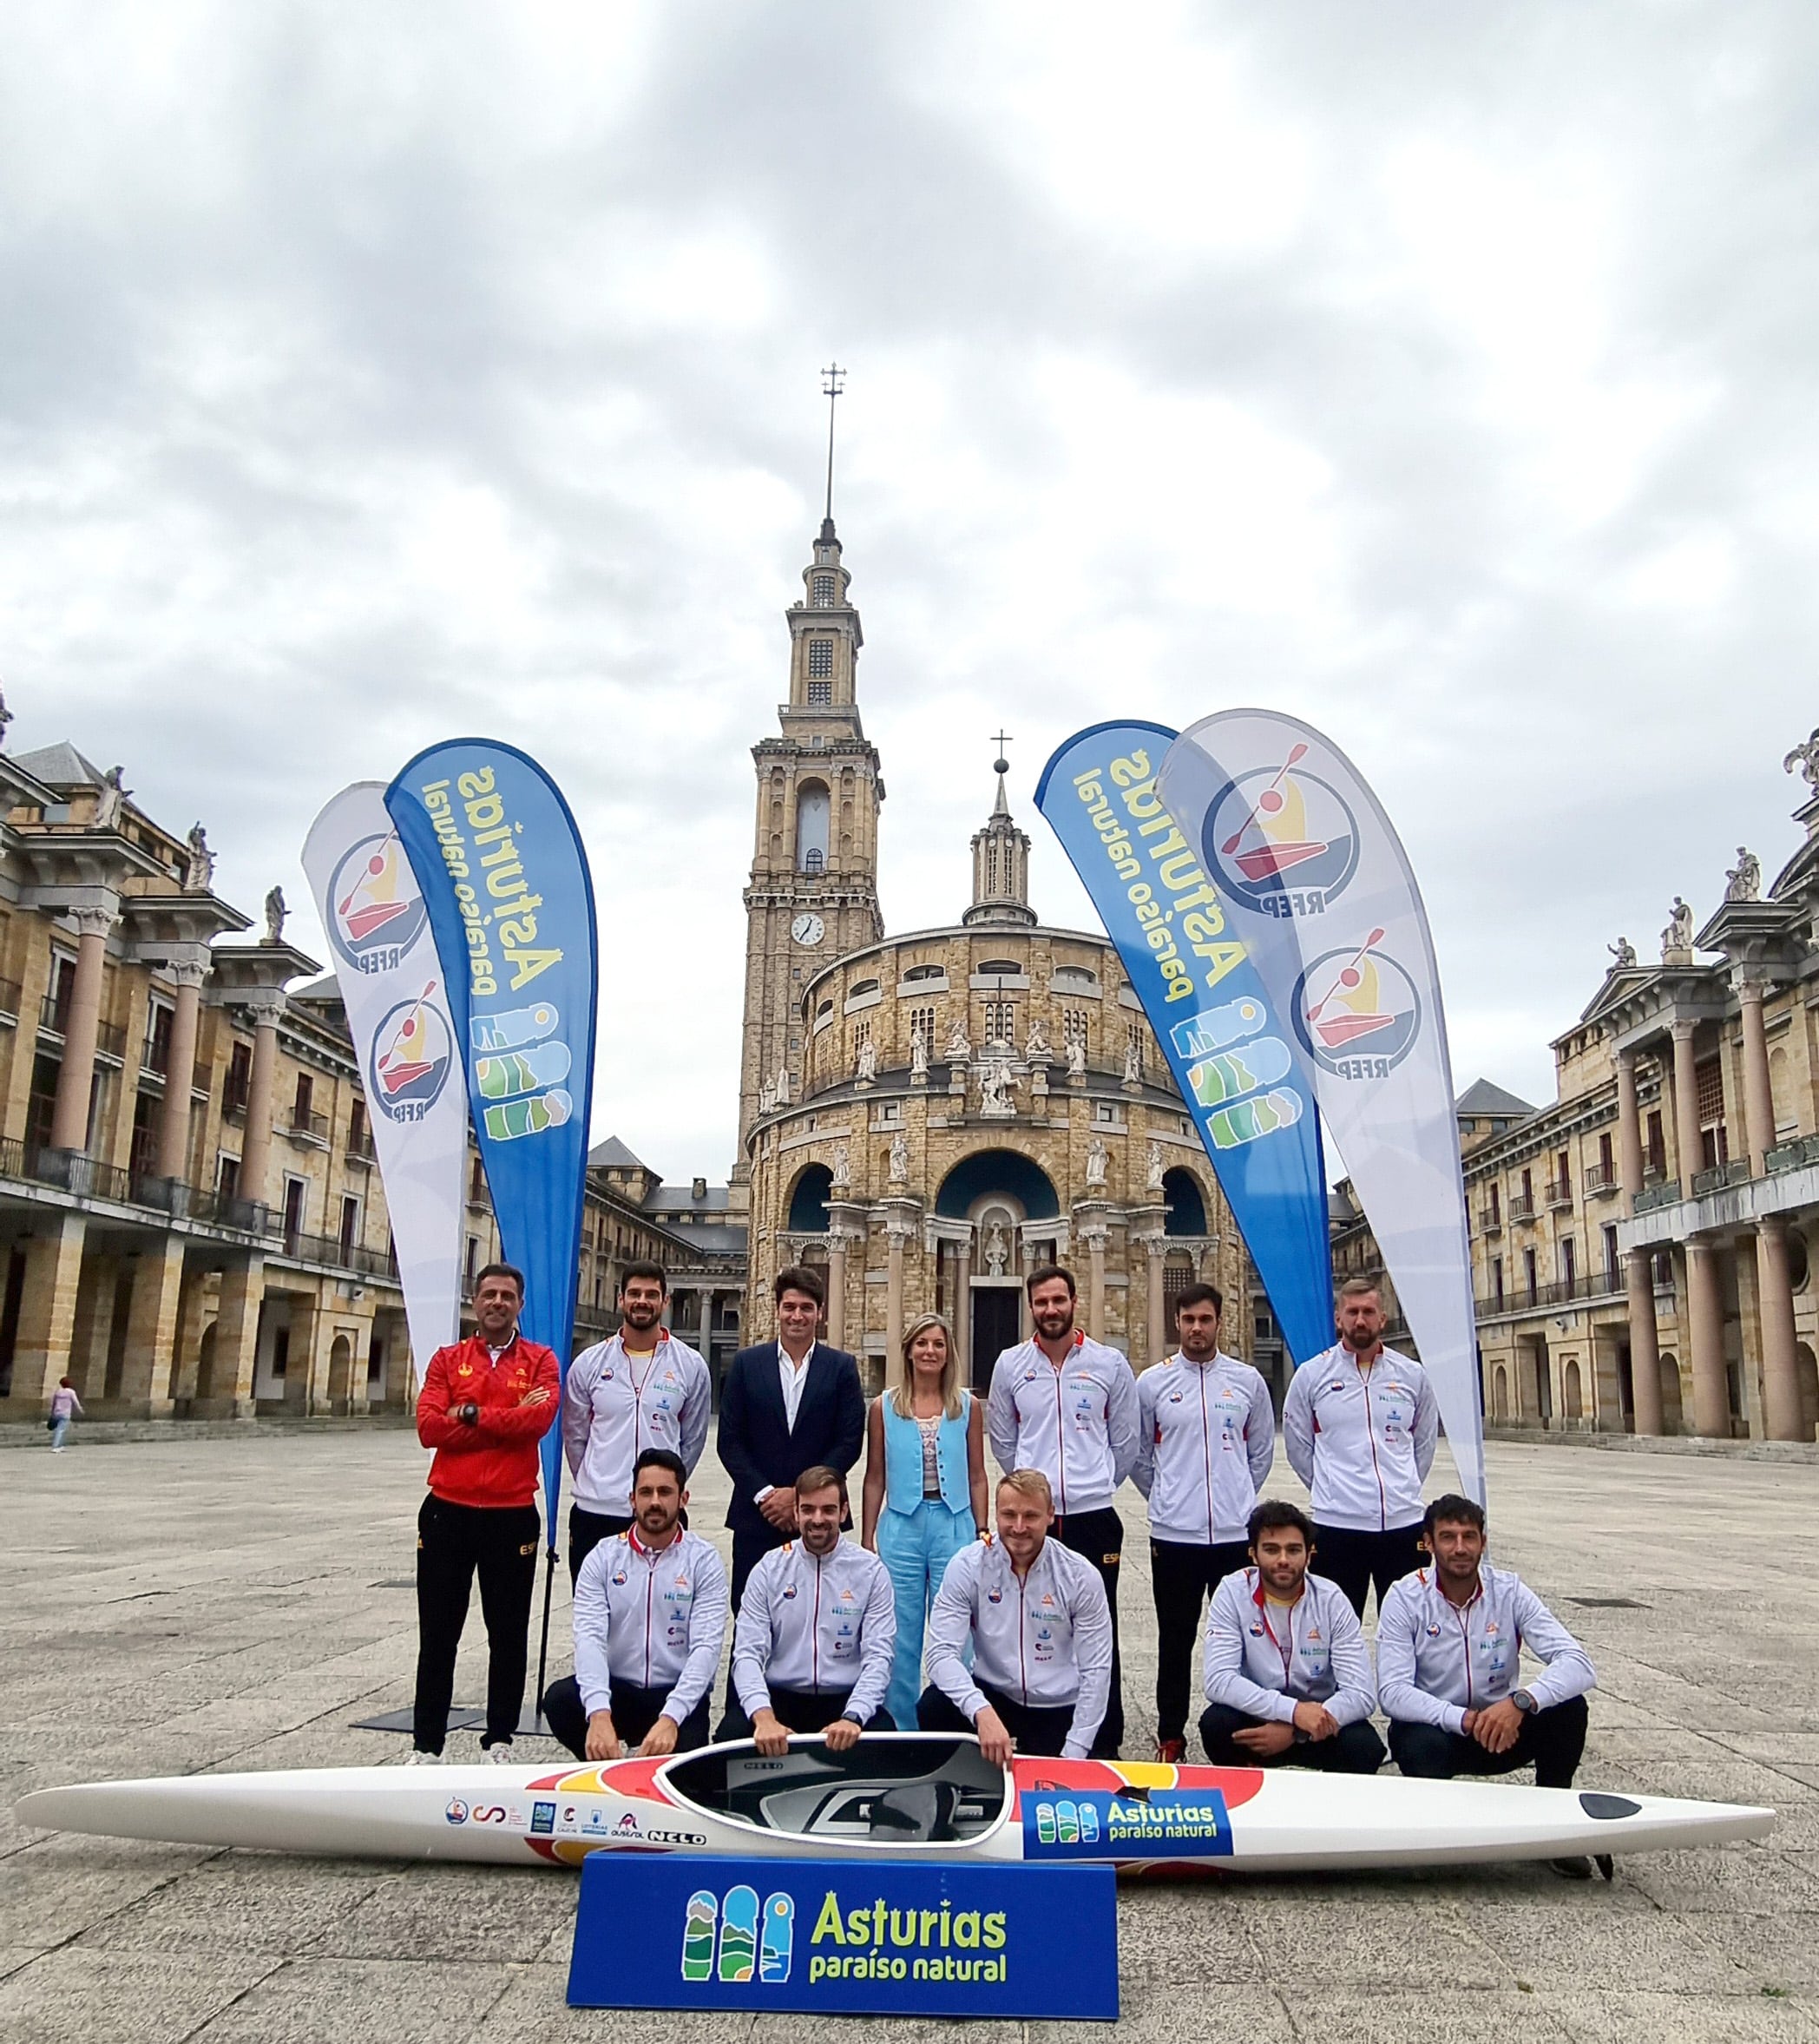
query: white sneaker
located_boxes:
[482,1741,514,1765]
[404,1748,441,1765]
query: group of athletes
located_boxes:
[405,1257,1602,1875]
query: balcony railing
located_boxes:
[0,979,22,1023]
[1767,1134,1819,1175]
[1545,1180,1573,1209]
[1474,1271,1625,1317]
[1691,1159,1752,1197]
[190,1186,273,1234]
[95,1018,127,1060]
[277,1227,401,1280]
[286,1107,331,1145]
[1633,1180,1684,1215]
[1584,1162,1619,1195]
[1507,1193,1537,1222]
[345,1130,376,1167]
[222,1075,251,1119]
[1477,1207,1502,1235]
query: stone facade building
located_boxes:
[1459,750,1819,1442]
[0,731,741,1424]
[735,522,1250,1390]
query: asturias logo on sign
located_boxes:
[326,831,429,975]
[1292,935,1422,1080]
[366,986,455,1121]
[1024,1787,1234,1858]
[683,1886,795,1985]
[1205,751,1359,919]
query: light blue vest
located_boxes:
[881,1392,972,1516]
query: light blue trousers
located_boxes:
[876,1497,976,1730]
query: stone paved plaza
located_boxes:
[2,1428,1816,2043]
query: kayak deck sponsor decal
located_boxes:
[1023,1786,1234,1858]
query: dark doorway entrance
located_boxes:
[970,1285,1021,1391]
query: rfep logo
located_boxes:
[683,1886,795,1985]
[326,830,429,975]
[1292,935,1422,1080]
[367,987,455,1120]
[1205,752,1359,917]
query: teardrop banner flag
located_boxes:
[1034,721,1333,1367]
[302,784,465,1383]
[1157,711,1485,1502]
[384,740,599,1524]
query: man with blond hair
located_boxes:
[916,1469,1113,1763]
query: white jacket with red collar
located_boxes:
[562,1329,712,1516]
[1202,1566,1375,1725]
[572,1526,727,1719]
[1281,1342,1438,1532]
[986,1331,1139,1517]
[1375,1561,1596,1733]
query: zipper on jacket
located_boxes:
[1358,1363,1388,1530]
[1198,1367,1213,1544]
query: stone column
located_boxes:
[884,1224,911,1371]
[155,960,208,1182]
[236,996,286,1213]
[120,1237,187,1415]
[1145,1235,1168,1368]
[202,1254,265,1418]
[1085,1228,1107,1340]
[285,1295,322,1415]
[953,1234,972,1386]
[1616,1048,1644,1196]
[1684,1236,1729,1438]
[6,1216,88,1408]
[1736,977,1776,1179]
[1671,1019,1701,1196]
[1625,1248,1664,1436]
[68,1254,118,1399]
[1755,1217,1804,1441]
[826,1237,848,1349]
[49,906,117,1152]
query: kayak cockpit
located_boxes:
[660,1735,1008,1846]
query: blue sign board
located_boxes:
[568,1854,1119,2020]
[1022,1786,1233,1859]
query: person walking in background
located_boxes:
[409,1264,560,1765]
[48,1377,83,1451]
[861,1312,988,1729]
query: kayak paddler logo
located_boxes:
[470,1001,572,1144]
[1204,746,1359,917]
[326,829,429,975]
[1292,934,1422,1081]
[368,984,455,1121]
[444,1798,469,1826]
[682,1885,794,1985]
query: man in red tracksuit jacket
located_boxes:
[410,1263,561,1762]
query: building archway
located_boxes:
[935,1149,1060,1221]
[194,1319,219,1403]
[328,1334,354,1411]
[1796,1342,1818,1443]
[1162,1167,1207,1237]
[936,1151,1060,1387]
[1492,1364,1509,1423]
[786,1162,833,1234]
[1562,1357,1583,1422]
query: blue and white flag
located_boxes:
[386,740,598,1521]
[1159,711,1484,1502]
[1034,722,1332,1366]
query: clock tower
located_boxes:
[732,509,884,1201]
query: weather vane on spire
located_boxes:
[821,363,846,523]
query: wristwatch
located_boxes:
[1510,1688,1537,1714]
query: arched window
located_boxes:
[848,978,879,1000]
[977,959,1021,977]
[1162,1167,1207,1236]
[795,782,830,872]
[903,963,944,983]
[1051,965,1100,993]
[787,1163,832,1233]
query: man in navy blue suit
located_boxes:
[716,1265,866,1611]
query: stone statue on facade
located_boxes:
[1661,897,1694,960]
[910,1022,928,1080]
[943,1016,971,1062]
[1123,1036,1143,1085]
[1724,847,1762,904]
[1606,937,1638,969]
[1025,1015,1051,1061]
[263,884,287,945]
[983,1220,1008,1277]
[0,683,12,747]
[94,766,129,830]
[1784,727,1819,794]
[1086,1136,1108,1187]
[830,1140,851,1188]
[183,823,214,893]
[758,1073,778,1114]
[889,1131,910,1184]
[979,1058,1015,1118]
[1146,1139,1165,1193]
[1067,1035,1087,1079]
[855,1037,877,1084]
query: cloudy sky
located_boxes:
[6,2,1813,1183]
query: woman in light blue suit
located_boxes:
[860,1313,988,1730]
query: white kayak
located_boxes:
[14,1733,1773,1874]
